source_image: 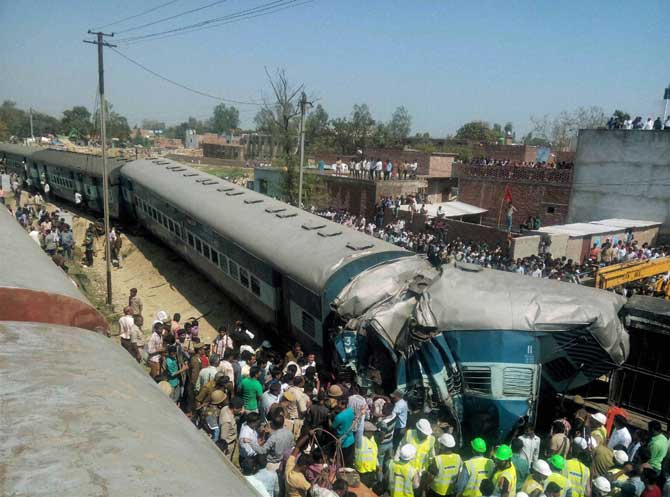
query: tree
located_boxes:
[613,110,630,122]
[330,117,354,154]
[371,122,391,148]
[455,121,498,143]
[304,104,329,147]
[62,106,92,140]
[210,104,240,134]
[0,100,27,137]
[93,101,131,143]
[387,106,412,146]
[140,119,166,131]
[0,119,9,141]
[521,132,551,147]
[530,106,607,150]
[350,104,375,151]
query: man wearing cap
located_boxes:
[592,477,612,497]
[219,397,244,459]
[203,389,227,441]
[185,342,203,414]
[397,418,436,474]
[590,413,608,447]
[461,438,495,497]
[608,450,632,495]
[427,433,462,497]
[355,421,380,488]
[545,455,571,497]
[565,438,591,497]
[521,460,551,497]
[608,416,631,450]
[389,444,421,497]
[493,445,517,497]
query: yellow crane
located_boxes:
[595,257,670,299]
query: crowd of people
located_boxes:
[322,158,420,181]
[607,116,670,131]
[465,159,574,170]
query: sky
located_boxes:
[0,0,667,136]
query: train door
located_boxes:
[276,270,291,332]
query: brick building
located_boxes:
[453,163,572,228]
[481,144,538,162]
[312,149,457,177]
[202,142,245,161]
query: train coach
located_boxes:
[0,207,260,497]
[120,157,412,348]
[0,142,41,179]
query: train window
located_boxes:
[250,276,261,297]
[239,268,250,288]
[203,244,211,259]
[219,255,229,273]
[503,367,534,397]
[168,219,174,232]
[187,232,195,247]
[195,238,202,254]
[175,226,182,239]
[462,366,492,395]
[302,311,316,337]
[229,261,239,281]
[210,249,219,265]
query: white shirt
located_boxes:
[375,161,383,171]
[118,315,134,340]
[519,434,541,464]
[531,268,543,278]
[608,426,632,449]
[245,476,270,497]
[29,230,41,245]
[75,192,82,204]
[643,119,653,130]
[239,423,258,457]
[197,366,218,392]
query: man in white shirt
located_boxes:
[608,415,632,449]
[531,265,543,278]
[519,424,541,464]
[239,413,261,460]
[643,118,654,130]
[29,227,41,245]
[118,306,135,358]
[197,354,220,392]
[375,160,383,180]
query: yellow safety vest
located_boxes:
[545,472,570,497]
[592,426,607,445]
[493,465,517,497]
[404,430,435,472]
[462,457,494,497]
[355,436,378,474]
[565,459,590,497]
[521,476,544,497]
[430,453,463,496]
[389,460,417,497]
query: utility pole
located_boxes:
[297,92,312,209]
[29,108,34,141]
[84,30,115,306]
[664,82,670,124]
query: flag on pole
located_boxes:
[503,185,513,203]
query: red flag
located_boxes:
[503,185,513,203]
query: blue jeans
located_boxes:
[506,215,513,232]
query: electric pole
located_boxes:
[297,92,312,209]
[664,82,670,124]
[29,108,34,141]
[84,30,115,306]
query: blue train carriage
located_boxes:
[31,149,126,217]
[119,157,411,347]
[0,142,41,181]
[331,261,630,443]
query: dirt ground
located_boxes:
[12,191,259,344]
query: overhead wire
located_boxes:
[91,0,181,30]
[110,47,262,106]
[115,0,230,34]
[115,0,309,45]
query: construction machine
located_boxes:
[595,257,670,299]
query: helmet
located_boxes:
[399,444,417,461]
[613,450,629,465]
[158,381,173,396]
[416,419,433,436]
[210,390,227,405]
[471,437,487,453]
[591,412,607,425]
[533,459,552,477]
[573,437,588,450]
[261,340,272,349]
[593,477,611,494]
[517,493,529,497]
[548,454,565,471]
[494,444,513,461]
[438,434,456,448]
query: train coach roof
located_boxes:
[122,158,411,293]
[0,142,42,157]
[32,149,127,177]
[0,321,260,497]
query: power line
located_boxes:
[115,0,229,34]
[111,47,262,106]
[115,0,309,45]
[91,0,181,30]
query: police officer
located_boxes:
[427,433,462,497]
[546,454,572,497]
[355,421,379,489]
[521,459,552,497]
[566,438,591,497]
[397,418,436,474]
[493,445,517,497]
[202,389,227,442]
[389,444,420,497]
[462,438,495,497]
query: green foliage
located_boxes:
[140,119,166,131]
[210,104,240,134]
[305,104,329,147]
[387,106,412,146]
[455,121,498,143]
[521,132,551,147]
[92,101,131,142]
[0,119,8,141]
[62,106,92,141]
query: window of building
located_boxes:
[219,255,229,273]
[203,243,210,260]
[168,219,174,232]
[546,206,556,214]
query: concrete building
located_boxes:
[568,129,670,240]
[185,129,198,149]
[202,142,245,161]
[312,150,457,177]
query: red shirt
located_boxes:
[642,485,661,497]
[200,353,209,368]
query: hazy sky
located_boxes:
[0,0,667,135]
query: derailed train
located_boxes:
[1,143,630,441]
[0,208,259,496]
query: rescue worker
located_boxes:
[389,444,421,497]
[589,414,608,447]
[493,444,517,497]
[462,438,495,497]
[355,421,379,489]
[546,454,572,497]
[397,418,436,474]
[521,459,552,497]
[592,477,611,497]
[427,433,462,497]
[566,437,592,497]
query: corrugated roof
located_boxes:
[122,158,411,293]
[591,219,663,229]
[0,142,42,157]
[32,149,127,177]
[538,222,624,237]
[400,200,487,218]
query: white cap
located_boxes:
[591,412,607,425]
[533,459,552,477]
[613,450,629,465]
[416,419,433,436]
[573,437,588,450]
[593,477,611,493]
[438,433,456,448]
[156,310,169,322]
[261,340,272,349]
[517,493,529,497]
[399,444,417,461]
